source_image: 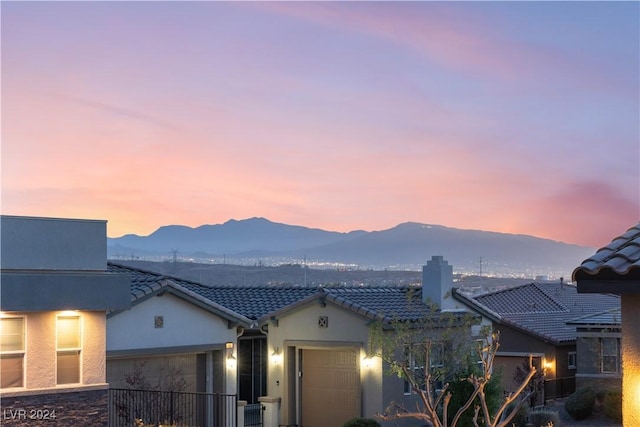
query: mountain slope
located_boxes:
[108,218,594,276]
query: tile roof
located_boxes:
[107,262,251,325]
[323,287,448,322]
[176,284,320,321]
[107,263,471,325]
[573,223,640,282]
[454,281,620,344]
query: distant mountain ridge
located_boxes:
[108,217,595,278]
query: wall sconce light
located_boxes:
[225,342,236,369]
[271,347,282,364]
[543,358,554,373]
[363,356,373,369]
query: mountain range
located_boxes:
[107,217,596,278]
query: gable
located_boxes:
[107,293,236,352]
[266,299,372,347]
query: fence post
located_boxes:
[237,400,247,427]
[170,390,174,424]
[258,396,280,427]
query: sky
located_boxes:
[2,1,639,248]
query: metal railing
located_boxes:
[243,403,263,427]
[109,388,237,427]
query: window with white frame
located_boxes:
[0,317,25,388]
[568,351,577,370]
[57,315,81,384]
[600,337,619,374]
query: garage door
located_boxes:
[301,349,360,427]
[107,353,204,392]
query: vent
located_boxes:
[154,315,164,329]
[318,316,328,328]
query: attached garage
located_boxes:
[107,353,208,392]
[300,348,361,427]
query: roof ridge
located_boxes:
[108,261,165,279]
[531,282,569,312]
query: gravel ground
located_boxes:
[542,399,621,427]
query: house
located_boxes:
[0,216,130,426]
[452,280,620,402]
[197,255,479,427]
[573,223,640,427]
[105,262,254,406]
[566,308,622,391]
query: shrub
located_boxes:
[564,387,596,420]
[529,409,560,427]
[503,400,529,427]
[342,417,381,427]
[603,390,622,423]
[444,364,503,426]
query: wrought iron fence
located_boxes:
[243,403,263,427]
[109,388,237,427]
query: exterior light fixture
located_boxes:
[271,347,282,364]
[225,341,234,356]
[225,342,236,369]
[363,356,373,368]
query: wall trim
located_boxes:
[0,383,108,398]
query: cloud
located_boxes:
[515,180,639,247]
[55,94,182,131]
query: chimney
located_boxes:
[422,255,454,310]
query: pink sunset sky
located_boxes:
[2,1,638,248]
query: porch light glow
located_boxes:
[363,357,373,368]
[226,354,236,369]
[271,347,282,364]
[225,342,236,369]
[60,310,80,316]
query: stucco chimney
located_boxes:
[422,256,454,310]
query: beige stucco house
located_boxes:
[0,216,130,426]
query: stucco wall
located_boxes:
[4,310,106,392]
[107,293,237,352]
[0,215,106,271]
[622,294,640,427]
[266,301,383,425]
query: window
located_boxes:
[403,343,425,394]
[0,317,25,388]
[403,341,446,394]
[600,337,619,374]
[57,315,81,384]
[568,352,576,370]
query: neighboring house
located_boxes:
[0,216,130,426]
[198,255,479,427]
[106,262,250,397]
[453,280,620,402]
[567,308,622,391]
[573,223,640,427]
[171,280,320,406]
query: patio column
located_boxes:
[258,396,281,427]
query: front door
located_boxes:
[301,348,360,427]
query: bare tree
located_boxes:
[371,311,537,427]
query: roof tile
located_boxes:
[573,223,640,279]
[456,281,620,344]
